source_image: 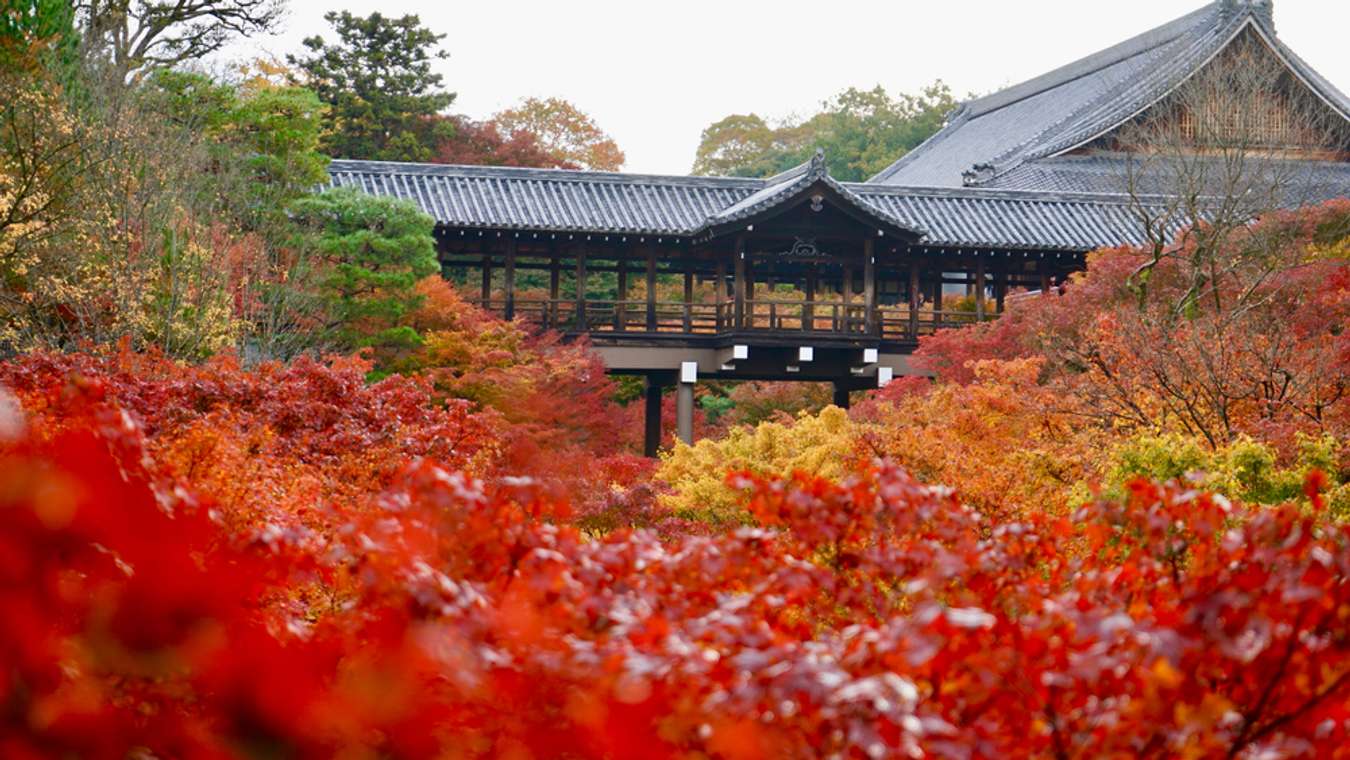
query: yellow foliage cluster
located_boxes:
[655,405,862,525]
[0,75,80,293]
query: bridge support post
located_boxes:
[677,361,697,446]
[643,376,665,458]
[832,383,851,410]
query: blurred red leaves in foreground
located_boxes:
[3,360,1350,758]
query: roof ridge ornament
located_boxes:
[1218,0,1274,29]
[808,147,828,178]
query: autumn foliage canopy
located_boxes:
[3,369,1350,758]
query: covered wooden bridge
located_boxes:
[328,0,1350,454]
[330,151,1149,453]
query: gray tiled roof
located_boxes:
[328,159,1159,252]
[983,154,1350,202]
[867,1,1350,189]
[326,1,1350,255]
[702,149,921,238]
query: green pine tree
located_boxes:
[288,188,440,351]
[288,11,455,161]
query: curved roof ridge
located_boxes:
[963,3,1217,119]
[1258,24,1350,121]
[987,15,1350,183]
[326,158,765,189]
[975,11,1244,182]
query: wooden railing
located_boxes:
[468,297,999,341]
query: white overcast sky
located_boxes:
[224,0,1350,175]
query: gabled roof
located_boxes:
[328,159,1163,252]
[867,1,1350,189]
[697,150,923,240]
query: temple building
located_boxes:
[328,0,1350,453]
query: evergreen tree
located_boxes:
[0,0,78,79]
[288,11,455,161]
[288,188,439,351]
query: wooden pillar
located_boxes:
[615,259,628,331]
[676,381,694,445]
[908,261,920,339]
[683,265,694,332]
[832,383,851,410]
[503,239,517,321]
[733,236,747,329]
[548,254,560,328]
[996,265,1007,314]
[575,249,587,331]
[1039,258,1053,296]
[804,265,817,332]
[645,248,657,331]
[643,376,664,458]
[841,264,853,332]
[933,267,943,326]
[480,256,492,305]
[975,258,986,321]
[715,257,727,332]
[863,239,877,336]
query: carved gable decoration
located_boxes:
[1090,29,1350,158]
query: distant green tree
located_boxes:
[139,69,328,219]
[288,11,455,161]
[692,81,960,181]
[691,114,788,178]
[288,188,439,351]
